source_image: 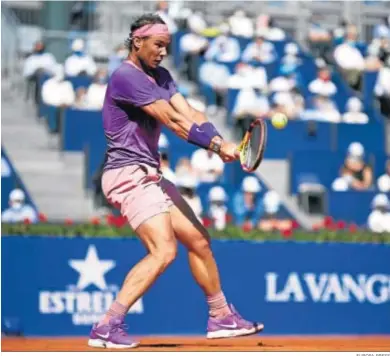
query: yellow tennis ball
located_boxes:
[271,113,288,129]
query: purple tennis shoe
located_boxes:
[88,317,139,349]
[207,304,264,339]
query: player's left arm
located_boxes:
[170,93,208,125]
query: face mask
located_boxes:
[11,202,22,210]
[36,48,45,55]
[73,50,84,56]
[348,104,360,113]
[280,64,295,76]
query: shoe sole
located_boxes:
[88,338,139,349]
[206,323,264,339]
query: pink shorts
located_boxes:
[102,164,179,230]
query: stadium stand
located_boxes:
[2,0,389,232]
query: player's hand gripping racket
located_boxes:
[237,118,267,172]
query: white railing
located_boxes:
[1,4,23,90]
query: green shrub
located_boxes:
[2,222,390,244]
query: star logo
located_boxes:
[69,245,115,290]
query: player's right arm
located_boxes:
[141,100,238,163]
[141,100,193,141]
[111,70,237,162]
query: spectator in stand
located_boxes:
[367,193,390,233]
[85,68,108,110]
[191,148,224,183]
[283,42,299,57]
[228,62,268,91]
[342,97,369,124]
[186,95,207,113]
[73,87,88,109]
[302,94,341,123]
[333,19,349,46]
[333,24,365,90]
[258,190,291,231]
[255,15,286,41]
[281,43,302,68]
[232,86,270,137]
[23,41,57,79]
[166,1,193,23]
[373,16,390,40]
[108,44,128,77]
[228,9,254,38]
[178,86,207,114]
[307,14,332,61]
[175,157,194,179]
[374,57,390,118]
[331,176,349,192]
[158,133,177,185]
[204,23,241,63]
[177,175,203,222]
[180,12,208,54]
[199,60,230,114]
[365,43,383,71]
[23,41,57,104]
[241,32,277,64]
[1,189,38,224]
[180,12,209,81]
[155,0,178,35]
[337,142,373,191]
[233,176,264,228]
[377,36,390,64]
[272,91,304,120]
[207,186,228,231]
[308,67,337,97]
[41,64,75,107]
[269,65,298,93]
[64,38,97,77]
[377,159,390,193]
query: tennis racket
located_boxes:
[237,118,267,172]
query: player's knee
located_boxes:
[192,236,212,259]
[154,240,177,267]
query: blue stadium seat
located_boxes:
[362,71,379,108]
[327,191,379,225]
[290,151,345,194]
[336,122,385,153]
[61,109,105,152]
[265,120,333,159]
[235,37,251,52]
[272,40,288,56]
[44,105,60,134]
[65,75,93,90]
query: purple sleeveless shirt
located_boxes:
[102,62,177,171]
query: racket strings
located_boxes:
[240,120,267,172]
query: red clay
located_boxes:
[2,336,390,352]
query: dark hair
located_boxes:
[125,13,166,50]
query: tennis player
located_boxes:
[88,14,264,349]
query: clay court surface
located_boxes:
[3,335,390,352]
